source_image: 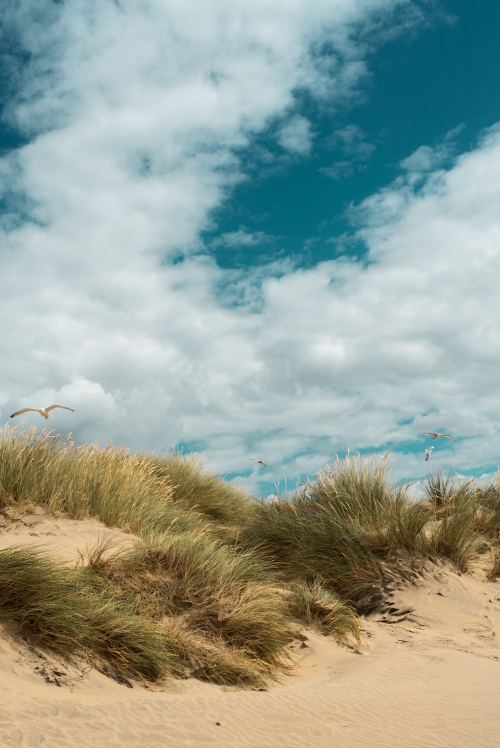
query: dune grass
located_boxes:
[1,426,499,688]
[239,456,500,599]
[239,455,430,600]
[0,425,196,534]
[285,580,361,644]
[82,532,292,670]
[147,451,255,526]
[0,545,178,682]
[421,474,479,570]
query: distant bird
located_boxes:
[250,459,267,467]
[422,432,456,442]
[376,449,393,460]
[10,405,74,420]
[425,447,434,461]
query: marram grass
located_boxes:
[0,425,190,534]
[1,427,500,687]
[147,451,255,526]
[0,545,178,682]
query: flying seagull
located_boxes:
[425,447,434,461]
[422,432,456,442]
[10,405,74,420]
[250,459,267,467]
[376,449,393,460]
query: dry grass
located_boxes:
[421,473,489,570]
[240,456,499,604]
[83,532,292,663]
[475,477,500,536]
[0,425,193,535]
[148,452,255,527]
[240,455,429,600]
[0,545,179,682]
[285,580,362,644]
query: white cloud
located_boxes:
[320,160,355,180]
[277,115,313,155]
[400,143,451,174]
[194,124,500,486]
[3,0,494,494]
[331,124,374,155]
[321,123,375,179]
[210,228,275,249]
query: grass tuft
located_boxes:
[148,452,255,526]
[82,532,291,666]
[286,580,361,645]
[0,425,195,535]
[0,545,178,681]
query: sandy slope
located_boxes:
[0,506,136,563]
[0,509,499,748]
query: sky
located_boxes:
[0,0,499,496]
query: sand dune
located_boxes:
[0,509,499,747]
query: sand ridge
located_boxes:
[0,510,499,747]
[0,506,136,564]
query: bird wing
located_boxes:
[257,460,267,467]
[423,433,439,438]
[441,434,456,441]
[45,405,75,413]
[10,408,40,418]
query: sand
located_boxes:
[0,508,499,747]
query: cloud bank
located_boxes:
[1,1,498,492]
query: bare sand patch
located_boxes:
[0,506,136,564]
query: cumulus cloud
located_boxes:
[331,124,374,154]
[400,144,449,174]
[210,228,275,249]
[3,0,496,494]
[277,115,313,156]
[321,123,375,179]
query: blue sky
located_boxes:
[204,0,500,268]
[0,0,500,497]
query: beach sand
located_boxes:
[1,507,499,747]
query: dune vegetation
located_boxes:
[0,425,500,689]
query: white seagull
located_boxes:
[425,447,434,461]
[250,459,267,467]
[10,405,74,420]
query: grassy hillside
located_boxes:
[0,425,499,688]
